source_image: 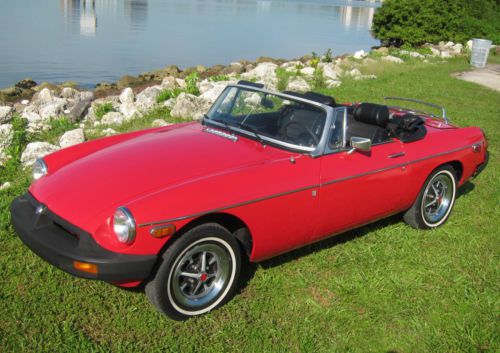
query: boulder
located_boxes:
[199,81,232,104]
[119,88,135,104]
[346,68,362,78]
[151,119,171,127]
[440,51,452,59]
[300,67,315,77]
[353,50,367,59]
[79,91,94,101]
[117,75,141,89]
[68,99,92,122]
[286,77,311,92]
[101,112,127,125]
[466,40,473,51]
[241,62,278,81]
[22,111,48,133]
[400,50,425,59]
[119,102,141,119]
[59,128,85,148]
[163,98,176,109]
[161,76,178,90]
[451,43,463,54]
[170,93,210,120]
[37,88,54,104]
[0,106,12,124]
[101,128,117,136]
[0,182,11,191]
[322,64,340,80]
[135,86,161,112]
[429,47,441,56]
[381,55,404,64]
[0,124,13,150]
[15,78,37,89]
[326,80,342,89]
[39,98,66,120]
[21,142,60,167]
[61,87,79,99]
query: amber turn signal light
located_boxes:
[150,224,176,238]
[73,261,99,275]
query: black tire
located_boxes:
[403,165,457,229]
[145,223,241,320]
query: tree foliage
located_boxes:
[372,0,500,46]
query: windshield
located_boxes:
[206,86,327,150]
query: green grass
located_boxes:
[94,102,114,119]
[0,57,499,352]
[156,88,182,103]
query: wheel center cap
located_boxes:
[200,273,208,282]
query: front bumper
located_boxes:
[473,151,489,177]
[10,193,157,282]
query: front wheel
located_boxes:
[145,223,241,320]
[403,165,457,229]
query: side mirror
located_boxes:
[348,136,372,154]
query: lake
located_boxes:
[0,0,380,88]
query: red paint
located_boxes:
[29,113,487,287]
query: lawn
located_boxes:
[0,57,498,352]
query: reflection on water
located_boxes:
[0,0,380,88]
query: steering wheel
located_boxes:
[282,120,319,146]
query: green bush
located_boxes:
[156,88,182,103]
[372,0,500,46]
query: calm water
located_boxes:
[0,0,380,88]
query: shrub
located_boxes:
[185,72,200,95]
[372,0,500,46]
[156,88,182,103]
[323,49,334,63]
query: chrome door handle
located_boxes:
[388,152,406,158]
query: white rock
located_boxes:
[322,64,339,80]
[61,87,79,99]
[353,50,367,59]
[381,55,404,64]
[59,128,85,148]
[429,47,441,56]
[444,41,455,48]
[451,43,463,54]
[199,82,230,104]
[466,40,473,51]
[280,61,301,69]
[0,124,13,151]
[355,74,377,81]
[135,86,161,112]
[101,128,117,136]
[21,100,29,105]
[39,98,66,120]
[119,87,135,104]
[79,91,94,101]
[38,88,54,104]
[300,67,315,77]
[241,62,278,80]
[440,51,452,59]
[0,182,11,191]
[286,77,311,92]
[347,68,362,78]
[170,93,199,119]
[170,93,210,120]
[161,76,178,90]
[163,98,176,109]
[400,50,425,58]
[0,106,13,124]
[22,111,48,133]
[119,102,140,119]
[21,142,60,167]
[151,119,171,128]
[175,78,187,89]
[101,112,127,125]
[93,121,101,127]
[326,80,342,89]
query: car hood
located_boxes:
[30,123,284,229]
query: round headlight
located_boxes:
[113,207,136,244]
[33,158,48,180]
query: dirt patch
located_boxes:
[454,64,500,92]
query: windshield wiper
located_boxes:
[206,116,234,133]
[235,122,266,145]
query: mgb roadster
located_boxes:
[11,81,488,320]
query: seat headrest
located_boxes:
[353,103,389,127]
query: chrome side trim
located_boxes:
[138,184,319,227]
[138,144,475,228]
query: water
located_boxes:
[0,0,380,88]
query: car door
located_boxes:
[312,108,410,241]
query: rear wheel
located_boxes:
[145,223,241,320]
[403,165,457,229]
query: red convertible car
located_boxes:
[11,81,488,320]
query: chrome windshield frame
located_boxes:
[204,84,336,157]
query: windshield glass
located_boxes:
[206,86,327,149]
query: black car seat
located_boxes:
[345,103,391,145]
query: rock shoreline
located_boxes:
[0,39,491,190]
